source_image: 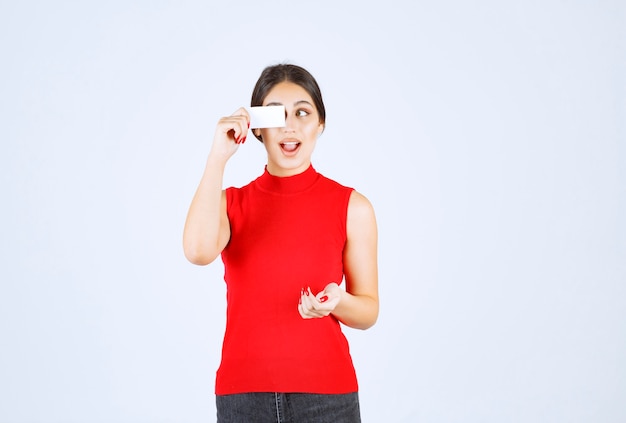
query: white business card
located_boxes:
[248,105,285,129]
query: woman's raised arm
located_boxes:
[183,108,249,265]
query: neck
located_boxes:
[257,164,318,195]
[266,160,312,177]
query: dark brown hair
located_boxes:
[250,63,326,141]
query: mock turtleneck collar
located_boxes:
[256,164,319,195]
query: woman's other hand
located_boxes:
[298,283,342,319]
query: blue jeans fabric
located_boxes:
[216,392,361,423]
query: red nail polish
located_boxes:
[320,296,328,303]
[242,136,246,144]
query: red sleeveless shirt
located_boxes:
[216,165,358,395]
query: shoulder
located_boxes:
[316,172,351,190]
[225,173,262,201]
[347,191,376,225]
[310,173,353,212]
[314,170,373,214]
[345,191,377,250]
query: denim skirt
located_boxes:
[216,392,361,423]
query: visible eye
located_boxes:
[296,109,309,117]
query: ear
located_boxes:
[317,121,325,137]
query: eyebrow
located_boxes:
[265,100,313,107]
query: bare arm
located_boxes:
[299,190,379,329]
[182,108,249,265]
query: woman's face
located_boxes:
[257,81,324,177]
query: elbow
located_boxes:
[356,311,379,331]
[349,319,377,331]
[185,253,212,266]
[358,297,379,330]
[341,299,379,330]
[183,242,219,266]
[360,299,380,330]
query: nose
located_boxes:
[283,111,296,132]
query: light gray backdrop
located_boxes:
[1,1,624,422]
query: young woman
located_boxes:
[183,64,378,423]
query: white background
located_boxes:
[1,1,624,422]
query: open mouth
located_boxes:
[280,141,301,154]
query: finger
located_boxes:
[216,118,242,142]
[230,108,250,143]
[298,294,316,319]
[217,109,250,143]
[301,288,334,318]
[298,301,306,318]
[315,291,328,303]
[314,289,340,313]
[300,287,313,313]
[299,288,319,318]
[221,118,248,143]
[231,107,250,120]
[298,289,310,318]
[303,287,321,311]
